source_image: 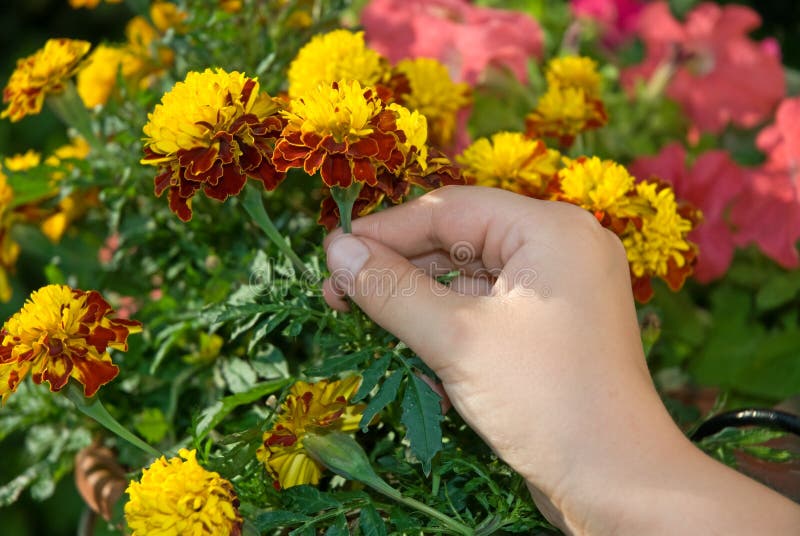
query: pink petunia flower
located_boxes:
[731,98,800,268]
[570,0,645,48]
[360,0,543,85]
[630,143,746,282]
[621,2,785,135]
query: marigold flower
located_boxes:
[150,1,188,34]
[526,86,607,148]
[622,179,699,302]
[4,150,41,171]
[141,69,285,221]
[0,284,142,402]
[68,0,123,8]
[256,377,365,489]
[274,80,406,189]
[2,39,91,122]
[125,448,243,536]
[219,0,243,13]
[546,56,603,98]
[0,172,19,303]
[392,58,470,148]
[288,30,385,100]
[456,132,559,196]
[77,44,142,108]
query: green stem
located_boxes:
[372,484,473,535]
[241,184,309,277]
[330,182,364,234]
[64,382,161,459]
[46,81,105,154]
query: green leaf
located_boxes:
[282,485,341,515]
[254,510,311,531]
[4,166,58,208]
[358,504,387,536]
[359,369,403,431]
[305,349,373,377]
[220,357,258,394]
[133,407,169,444]
[247,312,289,352]
[194,378,292,441]
[755,272,800,311]
[352,354,391,403]
[324,514,349,535]
[401,374,443,475]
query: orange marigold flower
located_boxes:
[274,79,406,189]
[68,0,123,8]
[0,170,19,303]
[2,39,91,122]
[256,377,365,489]
[141,69,286,221]
[0,285,142,402]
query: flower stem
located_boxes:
[64,382,161,459]
[330,182,364,234]
[241,184,309,277]
[46,81,105,154]
[304,431,473,535]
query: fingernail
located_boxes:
[327,235,370,294]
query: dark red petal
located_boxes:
[168,187,193,221]
[352,158,376,184]
[204,164,247,201]
[320,155,353,188]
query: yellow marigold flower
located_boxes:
[0,284,142,402]
[275,79,405,188]
[2,39,91,122]
[4,150,41,171]
[125,15,174,76]
[557,156,640,224]
[219,0,242,13]
[150,1,188,34]
[393,58,471,148]
[388,102,428,169]
[256,377,365,490]
[287,30,384,99]
[525,85,607,147]
[456,132,560,196]
[51,137,91,162]
[141,68,285,221]
[622,179,698,302]
[0,173,19,303]
[546,56,602,98]
[77,44,141,108]
[125,448,243,536]
[68,0,123,8]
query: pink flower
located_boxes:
[630,143,746,282]
[570,0,645,48]
[622,2,785,134]
[361,0,543,85]
[731,98,800,268]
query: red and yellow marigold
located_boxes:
[256,377,365,489]
[125,449,242,536]
[0,284,142,402]
[141,68,285,221]
[274,79,407,189]
[2,39,91,122]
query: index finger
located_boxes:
[324,185,543,271]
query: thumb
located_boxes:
[325,233,472,362]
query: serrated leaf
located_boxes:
[352,354,391,403]
[251,344,288,379]
[220,357,258,393]
[401,374,443,475]
[248,312,290,352]
[358,504,387,536]
[194,378,291,441]
[359,369,403,431]
[254,510,311,531]
[305,349,373,378]
[324,514,349,535]
[282,485,341,515]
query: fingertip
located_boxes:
[322,277,350,312]
[323,228,343,251]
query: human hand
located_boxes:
[323,186,800,535]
